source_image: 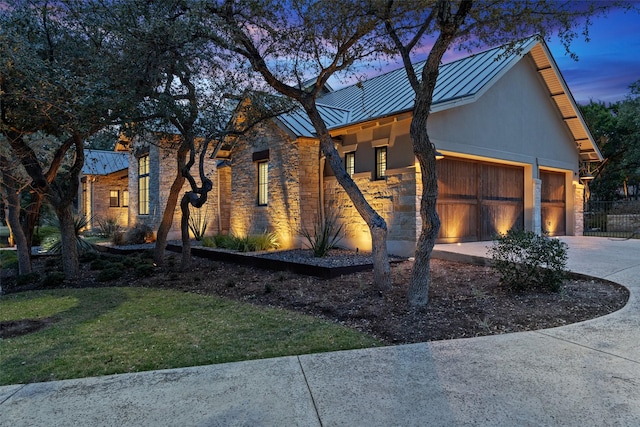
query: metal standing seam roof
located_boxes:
[82,149,129,175]
[277,37,535,137]
[274,36,601,161]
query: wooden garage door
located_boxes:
[436,158,524,243]
[540,170,566,236]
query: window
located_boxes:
[138,155,150,215]
[375,146,387,180]
[109,190,120,207]
[122,190,129,207]
[345,152,355,177]
[257,161,268,205]
[82,180,89,218]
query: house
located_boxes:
[81,139,224,241]
[219,36,602,257]
[80,149,130,230]
[81,36,600,256]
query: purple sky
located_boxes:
[546,8,640,105]
[332,8,639,106]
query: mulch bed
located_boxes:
[1,250,629,344]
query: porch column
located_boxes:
[573,182,585,236]
[532,178,542,235]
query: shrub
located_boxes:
[111,231,125,246]
[134,263,155,278]
[300,211,344,257]
[0,251,18,270]
[96,216,121,238]
[90,259,108,270]
[123,224,154,245]
[202,232,278,252]
[42,271,66,288]
[16,272,41,287]
[249,231,279,252]
[202,236,216,248]
[97,267,123,282]
[79,251,99,263]
[488,229,568,292]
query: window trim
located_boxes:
[122,190,129,208]
[138,155,150,215]
[345,151,355,177]
[375,146,387,180]
[257,160,268,206]
[109,190,120,208]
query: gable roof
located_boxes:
[82,149,128,176]
[276,36,602,162]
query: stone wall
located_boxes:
[218,164,232,235]
[324,166,418,257]
[229,123,320,249]
[87,171,129,228]
[129,138,221,240]
[573,183,584,236]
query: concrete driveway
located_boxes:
[1,236,639,426]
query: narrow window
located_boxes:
[375,146,387,180]
[257,161,268,206]
[138,155,150,215]
[345,152,355,177]
[82,180,89,218]
[109,190,120,207]
[122,190,129,208]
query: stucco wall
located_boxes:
[428,56,579,173]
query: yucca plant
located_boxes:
[188,206,209,241]
[301,210,344,257]
[42,215,96,255]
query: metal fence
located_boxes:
[584,200,640,238]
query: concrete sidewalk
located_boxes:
[1,237,639,426]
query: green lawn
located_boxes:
[0,287,381,385]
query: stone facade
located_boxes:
[229,122,320,249]
[128,137,221,240]
[324,167,418,256]
[81,169,129,229]
[573,183,584,236]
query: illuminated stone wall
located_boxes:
[229,122,320,249]
[128,138,221,240]
[324,166,419,257]
[82,170,129,230]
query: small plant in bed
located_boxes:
[300,210,344,257]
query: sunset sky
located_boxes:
[546,7,640,105]
[334,7,639,107]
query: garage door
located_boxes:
[436,158,524,243]
[540,170,566,236]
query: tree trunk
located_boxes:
[0,161,32,274]
[407,89,442,306]
[154,149,188,265]
[408,141,441,306]
[180,194,192,270]
[22,191,44,250]
[56,203,79,278]
[5,189,32,275]
[304,101,391,291]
